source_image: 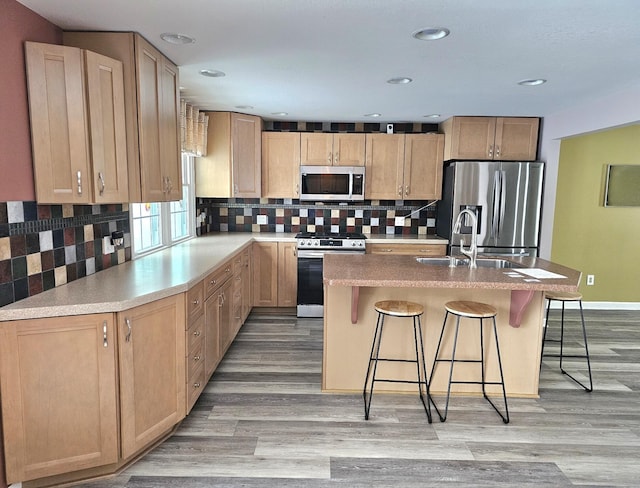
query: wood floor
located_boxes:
[79,308,640,487]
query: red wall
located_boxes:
[0,0,61,202]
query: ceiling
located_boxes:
[17,0,640,123]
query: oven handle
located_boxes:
[297,250,365,258]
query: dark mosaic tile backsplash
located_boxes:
[196,198,438,236]
[0,201,131,307]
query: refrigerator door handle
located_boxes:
[498,170,507,238]
[491,170,501,239]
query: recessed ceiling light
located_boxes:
[235,105,254,110]
[271,112,288,116]
[423,114,441,118]
[364,113,382,118]
[160,33,195,45]
[387,77,413,84]
[412,28,450,41]
[199,69,225,78]
[518,79,547,86]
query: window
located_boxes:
[130,154,195,258]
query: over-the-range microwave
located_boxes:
[299,165,365,201]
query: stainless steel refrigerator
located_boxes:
[436,161,544,257]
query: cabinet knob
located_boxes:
[192,299,199,305]
[193,382,201,388]
[193,355,200,361]
[193,330,201,337]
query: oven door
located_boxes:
[296,249,364,317]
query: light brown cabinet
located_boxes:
[366,243,447,256]
[365,133,444,200]
[63,31,182,202]
[253,241,297,307]
[301,133,366,166]
[185,281,206,413]
[262,131,301,198]
[25,42,128,204]
[203,262,233,379]
[0,314,118,483]
[196,112,262,198]
[117,295,185,459]
[441,116,539,161]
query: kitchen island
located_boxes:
[322,253,582,398]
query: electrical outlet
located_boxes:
[103,236,115,255]
[586,274,595,286]
[395,216,406,226]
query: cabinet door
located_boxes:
[403,133,445,200]
[204,292,222,378]
[367,243,447,256]
[160,59,183,200]
[253,242,278,306]
[300,133,333,166]
[444,116,496,160]
[277,242,298,307]
[118,295,185,459]
[84,50,129,203]
[262,132,301,198]
[232,113,261,197]
[333,133,366,166]
[494,117,539,161]
[25,42,91,204]
[134,36,166,202]
[0,315,117,483]
[365,134,405,200]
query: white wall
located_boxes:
[538,80,640,258]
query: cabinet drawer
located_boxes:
[186,281,204,322]
[367,243,447,256]
[204,263,233,298]
[187,339,204,380]
[186,313,204,352]
[186,363,206,413]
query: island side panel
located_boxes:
[323,285,545,398]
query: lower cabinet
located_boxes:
[117,295,186,459]
[253,241,297,307]
[0,314,118,484]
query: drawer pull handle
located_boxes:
[193,330,201,337]
[193,382,201,388]
[192,299,199,305]
[193,355,200,361]
[125,317,132,342]
[103,321,108,348]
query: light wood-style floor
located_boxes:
[79,308,640,487]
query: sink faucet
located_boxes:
[453,209,478,269]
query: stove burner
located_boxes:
[295,231,367,250]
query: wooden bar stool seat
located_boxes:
[363,300,432,423]
[541,291,593,391]
[430,300,509,424]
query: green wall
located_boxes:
[552,124,640,302]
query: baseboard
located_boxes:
[548,301,640,310]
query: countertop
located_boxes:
[0,232,447,321]
[323,253,582,292]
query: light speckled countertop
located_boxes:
[0,233,297,321]
[323,253,581,291]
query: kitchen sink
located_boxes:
[415,256,522,269]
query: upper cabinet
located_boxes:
[63,32,182,202]
[262,131,301,198]
[195,112,262,198]
[441,116,539,161]
[25,42,128,204]
[301,133,365,166]
[365,133,444,200]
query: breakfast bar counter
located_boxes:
[322,254,581,398]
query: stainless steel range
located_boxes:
[296,232,366,317]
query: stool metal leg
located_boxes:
[483,317,509,424]
[541,299,593,392]
[363,312,385,420]
[428,311,449,422]
[413,315,432,423]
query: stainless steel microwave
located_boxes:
[299,165,365,201]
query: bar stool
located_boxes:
[363,300,432,423]
[541,291,593,392]
[429,300,509,424]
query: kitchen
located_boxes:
[1,0,640,486]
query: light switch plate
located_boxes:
[103,236,115,255]
[395,216,405,226]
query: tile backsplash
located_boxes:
[196,198,438,236]
[0,201,131,307]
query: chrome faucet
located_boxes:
[453,209,478,269]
